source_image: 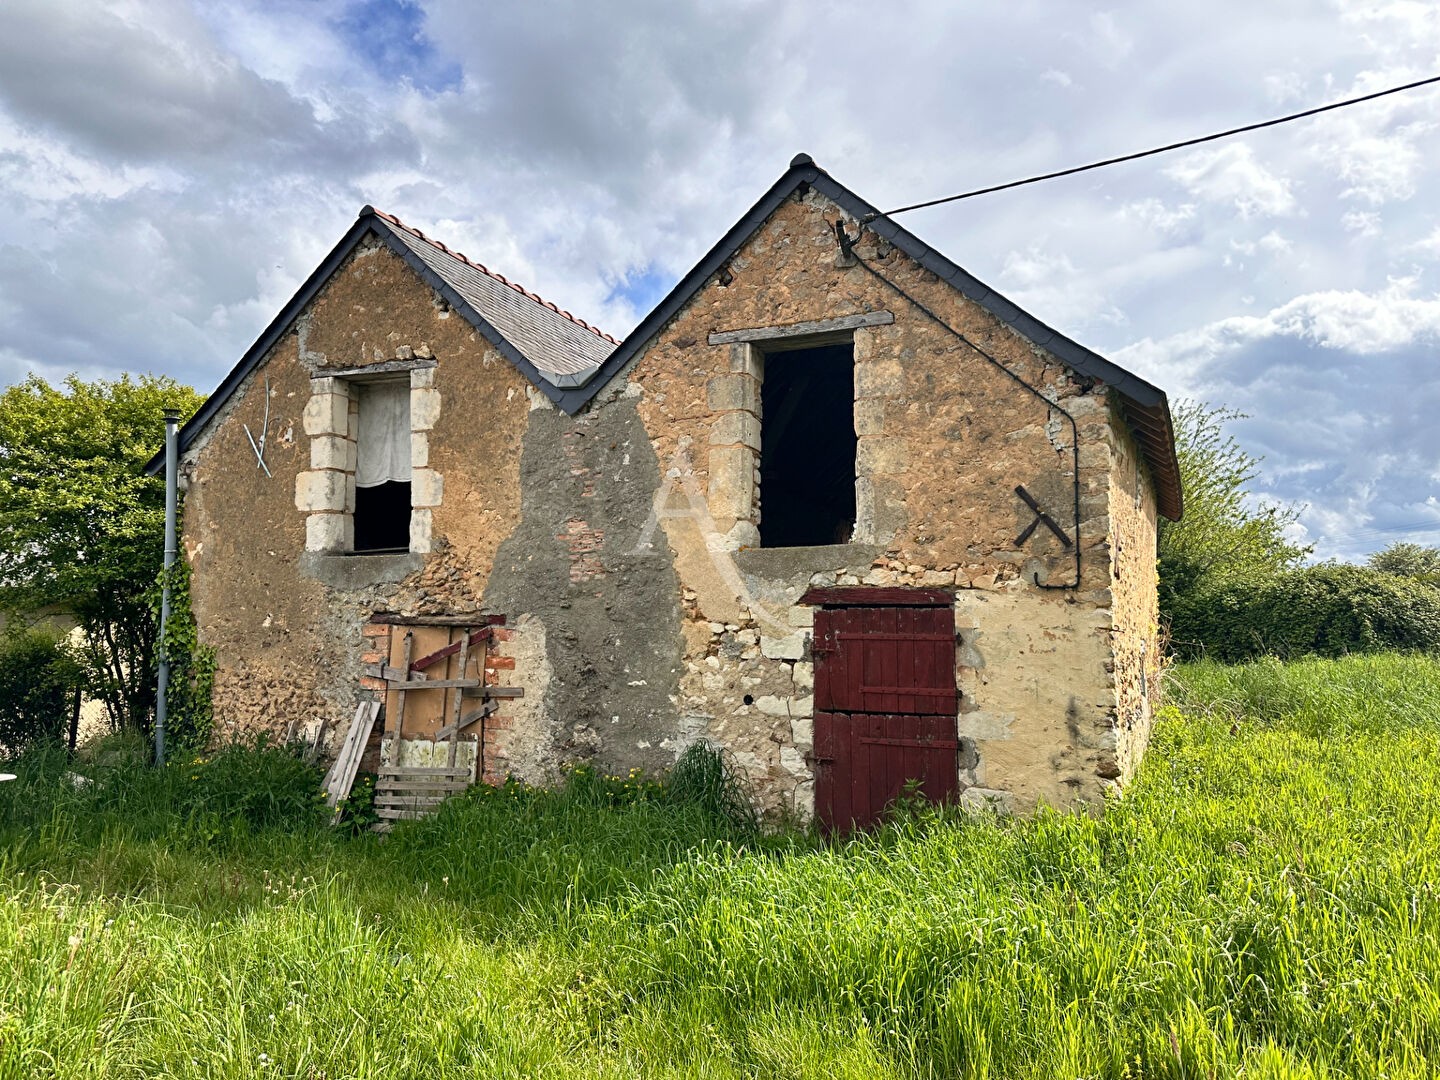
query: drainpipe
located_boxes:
[155,408,181,768]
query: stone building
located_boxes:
[154,154,1182,826]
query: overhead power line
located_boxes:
[866,74,1440,221]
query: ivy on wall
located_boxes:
[152,556,216,754]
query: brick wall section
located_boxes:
[481,626,517,785]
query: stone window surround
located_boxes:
[296,357,443,555]
[704,311,900,551]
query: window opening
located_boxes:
[354,380,411,552]
[759,342,856,547]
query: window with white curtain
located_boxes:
[354,380,412,551]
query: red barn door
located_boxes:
[805,588,959,832]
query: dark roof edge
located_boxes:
[575,157,1181,520]
[145,209,579,474]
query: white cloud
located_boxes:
[1164,144,1297,219]
[1122,198,1197,237]
[0,0,1438,558]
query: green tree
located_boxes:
[0,374,204,735]
[1159,400,1310,624]
[1367,541,1440,581]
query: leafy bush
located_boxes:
[1170,562,1440,661]
[0,625,82,753]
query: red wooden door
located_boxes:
[808,593,960,832]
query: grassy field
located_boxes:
[2,653,1438,1079]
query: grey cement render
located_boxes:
[482,396,685,776]
[300,551,425,589]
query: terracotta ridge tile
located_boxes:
[369,207,620,345]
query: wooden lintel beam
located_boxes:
[707,310,894,345]
[369,613,507,627]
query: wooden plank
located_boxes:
[813,710,836,832]
[306,715,329,764]
[375,773,472,787]
[870,608,892,714]
[377,766,470,777]
[798,586,954,607]
[410,628,492,673]
[478,686,523,699]
[375,808,432,821]
[321,702,367,798]
[857,736,962,749]
[374,795,451,808]
[321,358,437,379]
[384,676,483,690]
[375,777,471,791]
[323,700,380,811]
[369,613,507,627]
[813,608,836,712]
[437,701,497,742]
[707,310,894,345]
[387,632,413,766]
[831,711,853,834]
[373,794,450,805]
[853,711,874,829]
[447,629,470,768]
[374,792,451,804]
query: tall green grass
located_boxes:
[2,653,1438,1078]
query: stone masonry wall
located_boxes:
[181,195,1163,819]
[1106,403,1161,783]
[182,239,536,749]
[620,187,1136,813]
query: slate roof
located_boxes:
[370,209,616,381]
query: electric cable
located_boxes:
[864,74,1440,222]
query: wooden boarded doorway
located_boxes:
[802,587,960,832]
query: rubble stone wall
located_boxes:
[182,194,1164,817]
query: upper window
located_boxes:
[759,341,857,547]
[353,380,411,552]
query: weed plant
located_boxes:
[1,655,1438,1078]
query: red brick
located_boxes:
[486,656,516,670]
[486,714,513,731]
[360,650,384,665]
[492,628,514,642]
[361,623,390,639]
[359,676,386,691]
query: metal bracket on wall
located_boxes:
[1014,485,1074,548]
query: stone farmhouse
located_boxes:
[153,154,1182,827]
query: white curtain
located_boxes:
[354,381,412,488]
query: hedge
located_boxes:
[1168,563,1440,662]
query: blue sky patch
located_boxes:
[333,0,461,94]
[606,264,674,315]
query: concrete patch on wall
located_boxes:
[953,585,1118,811]
[481,396,685,778]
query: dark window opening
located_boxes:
[354,481,411,552]
[759,342,857,547]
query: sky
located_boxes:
[0,0,1436,561]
